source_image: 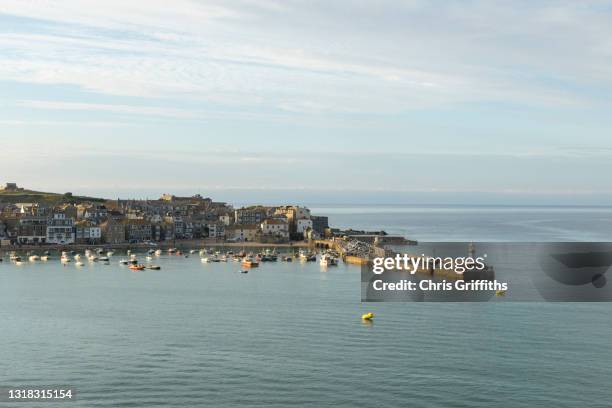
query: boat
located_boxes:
[75,261,85,267]
[29,255,40,262]
[147,249,155,255]
[241,257,259,268]
[15,260,24,266]
[88,255,98,262]
[146,256,153,261]
[148,265,161,270]
[98,256,110,262]
[41,255,50,261]
[189,249,197,254]
[283,256,293,262]
[361,312,375,321]
[61,256,71,263]
[118,259,129,265]
[107,251,114,257]
[129,264,146,271]
[168,248,177,254]
[155,249,162,256]
[320,254,338,266]
[74,254,81,260]
[299,250,316,262]
[241,270,249,274]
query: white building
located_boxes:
[219,214,231,226]
[261,218,289,239]
[226,224,259,242]
[207,223,226,238]
[296,219,313,234]
[47,213,75,244]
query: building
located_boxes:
[17,216,48,244]
[226,224,259,242]
[75,221,102,244]
[296,218,313,234]
[261,218,289,240]
[100,219,126,244]
[311,215,329,235]
[206,223,226,239]
[125,219,153,242]
[46,213,75,244]
[235,206,269,225]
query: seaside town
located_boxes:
[0,183,412,265]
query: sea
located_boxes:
[1,205,612,407]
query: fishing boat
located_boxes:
[129,264,146,271]
[148,265,161,270]
[241,257,259,268]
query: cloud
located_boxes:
[2,0,611,116]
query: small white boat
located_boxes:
[320,254,338,266]
[119,259,129,265]
[85,249,92,257]
[107,251,114,257]
[75,261,85,267]
[74,254,81,260]
[61,256,71,263]
[41,255,50,261]
[189,249,197,254]
[29,255,40,262]
[130,253,137,259]
[98,256,110,262]
[155,249,162,256]
[15,260,24,266]
[88,255,98,262]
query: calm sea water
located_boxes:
[1,206,612,407]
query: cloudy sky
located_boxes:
[1,1,612,204]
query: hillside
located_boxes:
[0,187,105,205]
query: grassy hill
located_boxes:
[0,188,105,205]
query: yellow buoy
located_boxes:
[361,312,375,321]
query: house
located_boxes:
[75,221,102,244]
[219,214,231,226]
[124,219,153,242]
[226,224,259,242]
[261,218,289,240]
[17,216,48,244]
[296,218,313,234]
[234,206,270,225]
[100,219,126,244]
[206,222,226,239]
[46,213,75,244]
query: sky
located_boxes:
[1,1,612,205]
